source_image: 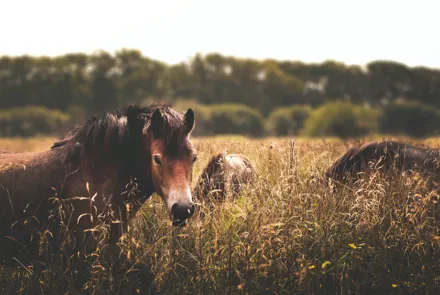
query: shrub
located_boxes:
[302,101,380,138]
[379,100,440,137]
[267,105,312,136]
[0,106,70,137]
[65,105,86,125]
[173,101,265,137]
[172,100,213,136]
[209,104,264,137]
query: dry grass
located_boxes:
[0,136,57,153]
[1,135,440,294]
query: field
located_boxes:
[1,135,440,294]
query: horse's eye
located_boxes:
[192,154,198,163]
[153,155,162,165]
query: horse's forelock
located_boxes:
[153,107,195,157]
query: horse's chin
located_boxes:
[172,220,187,227]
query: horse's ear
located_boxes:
[184,108,195,134]
[127,104,146,134]
[150,109,163,137]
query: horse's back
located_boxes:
[377,141,440,172]
[327,140,440,184]
[224,154,256,190]
[0,149,67,219]
[225,154,255,174]
[327,140,406,181]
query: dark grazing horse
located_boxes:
[0,104,198,262]
[325,140,440,186]
[193,152,256,205]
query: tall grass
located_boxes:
[1,136,439,294]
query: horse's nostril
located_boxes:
[186,204,195,215]
[171,203,178,212]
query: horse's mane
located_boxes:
[348,140,380,160]
[200,153,225,180]
[325,146,360,180]
[52,103,191,159]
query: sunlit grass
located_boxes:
[1,136,440,294]
[0,136,58,153]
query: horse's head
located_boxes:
[128,105,197,226]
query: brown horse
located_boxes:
[193,152,256,205]
[0,103,198,262]
[325,140,440,186]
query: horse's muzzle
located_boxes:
[171,202,195,226]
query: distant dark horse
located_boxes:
[0,104,198,262]
[193,152,256,204]
[325,140,440,187]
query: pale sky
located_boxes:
[1,0,439,68]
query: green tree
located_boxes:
[89,51,118,115]
[379,100,440,137]
[408,67,440,108]
[367,61,413,105]
[259,61,304,115]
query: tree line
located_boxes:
[1,49,440,137]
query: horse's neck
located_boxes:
[125,141,156,202]
[74,152,156,209]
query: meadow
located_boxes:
[0,135,439,295]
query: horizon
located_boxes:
[1,0,439,69]
[1,49,439,71]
